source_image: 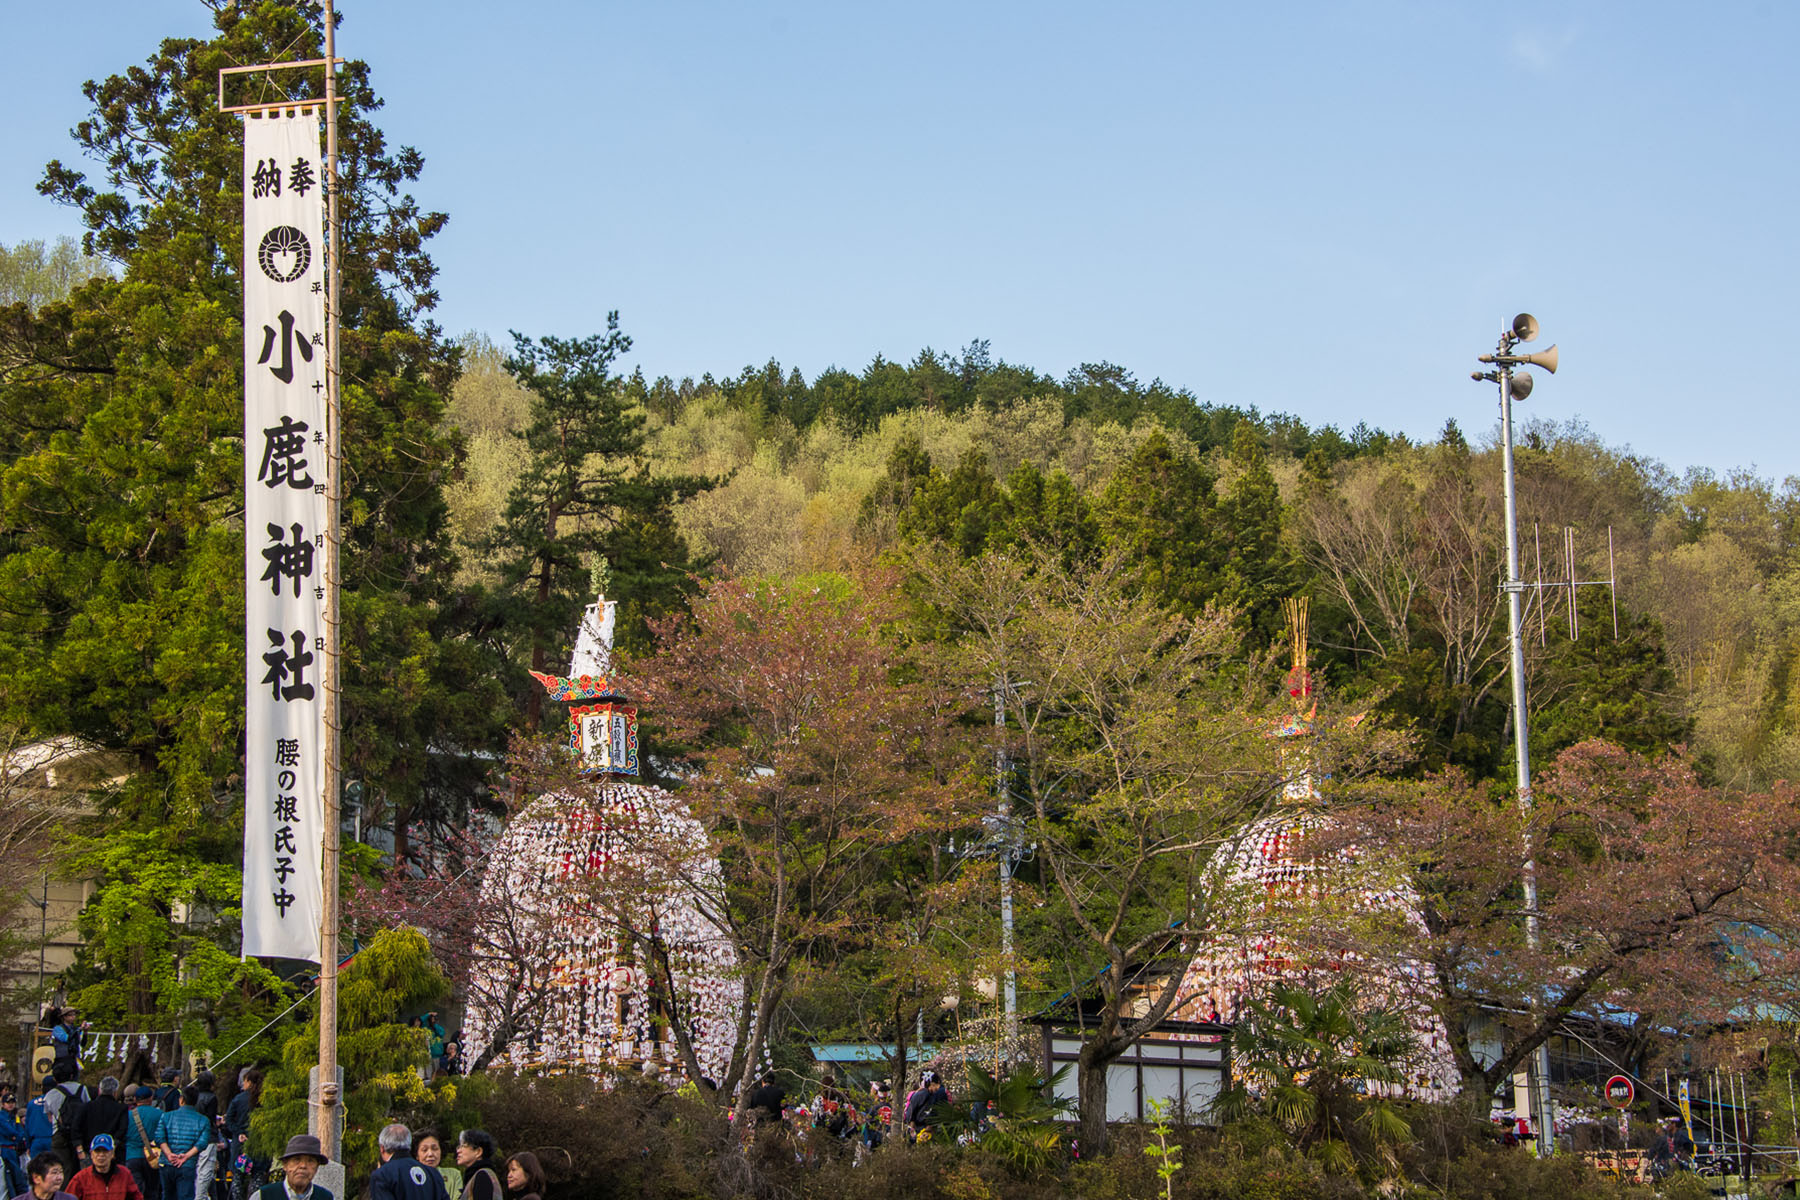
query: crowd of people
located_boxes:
[737,1070,971,1164]
[0,1125,542,1200]
[8,1010,1004,1193]
[0,1009,535,1200]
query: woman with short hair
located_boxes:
[452,1131,501,1200]
[413,1133,460,1200]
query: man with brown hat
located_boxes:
[253,1138,330,1200]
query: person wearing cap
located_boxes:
[0,1086,29,1197]
[64,1137,137,1200]
[121,1091,159,1200]
[254,1137,330,1200]
[14,1151,76,1200]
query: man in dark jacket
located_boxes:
[368,1126,446,1200]
[72,1081,128,1173]
[746,1077,784,1124]
[154,1074,180,1118]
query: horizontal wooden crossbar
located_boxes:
[218,57,345,115]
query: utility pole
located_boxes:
[218,2,346,1161]
[1472,313,1560,1157]
[316,0,344,1162]
[995,680,1016,1033]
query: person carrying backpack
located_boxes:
[154,1073,180,1117]
[44,1069,91,1178]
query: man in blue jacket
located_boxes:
[0,1086,30,1197]
[368,1126,445,1200]
[24,1080,56,1163]
[154,1090,209,1200]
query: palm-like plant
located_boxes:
[963,1062,1077,1176]
[1209,980,1416,1169]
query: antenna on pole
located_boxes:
[1517,526,1621,642]
[1533,524,1547,646]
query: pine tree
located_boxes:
[492,320,713,728]
[899,448,1003,558]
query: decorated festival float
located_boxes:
[461,594,741,1084]
[1166,598,1462,1102]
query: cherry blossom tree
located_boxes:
[1320,740,1800,1101]
[621,571,980,1114]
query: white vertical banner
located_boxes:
[242,110,328,962]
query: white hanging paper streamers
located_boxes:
[461,781,743,1085]
[240,110,328,963]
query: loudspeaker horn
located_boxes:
[1519,345,1558,374]
[1509,371,1535,400]
[1512,313,1540,342]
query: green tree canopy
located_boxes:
[490,320,714,728]
[0,1,504,1024]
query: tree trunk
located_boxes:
[392,803,411,870]
[1076,1039,1113,1157]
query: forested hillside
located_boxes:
[449,331,1800,788]
[10,9,1797,1184]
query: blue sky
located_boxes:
[5,2,1796,482]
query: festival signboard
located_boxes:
[240,109,328,962]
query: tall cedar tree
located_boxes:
[1097,432,1224,616]
[494,321,713,728]
[1217,420,1299,644]
[0,2,507,1032]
